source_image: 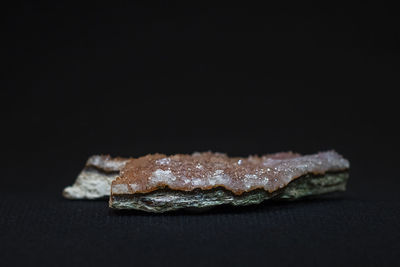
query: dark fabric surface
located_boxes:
[1,190,399,266]
[3,1,400,266]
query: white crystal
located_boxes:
[155,158,171,165]
[150,169,177,184]
[112,184,130,194]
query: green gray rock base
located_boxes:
[110,172,349,213]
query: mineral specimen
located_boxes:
[109,151,349,212]
[63,155,129,199]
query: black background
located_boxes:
[3,1,400,266]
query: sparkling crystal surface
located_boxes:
[112,151,349,195]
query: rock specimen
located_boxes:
[109,151,349,212]
[63,155,129,199]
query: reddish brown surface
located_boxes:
[112,151,349,195]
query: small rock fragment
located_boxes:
[63,155,129,199]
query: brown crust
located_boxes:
[112,151,350,195]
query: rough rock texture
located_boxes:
[111,172,349,212]
[110,151,350,212]
[63,155,129,199]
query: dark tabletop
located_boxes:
[3,2,399,266]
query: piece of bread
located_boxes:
[109,151,349,212]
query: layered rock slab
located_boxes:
[110,151,349,212]
[63,155,129,199]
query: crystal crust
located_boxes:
[111,151,349,196]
